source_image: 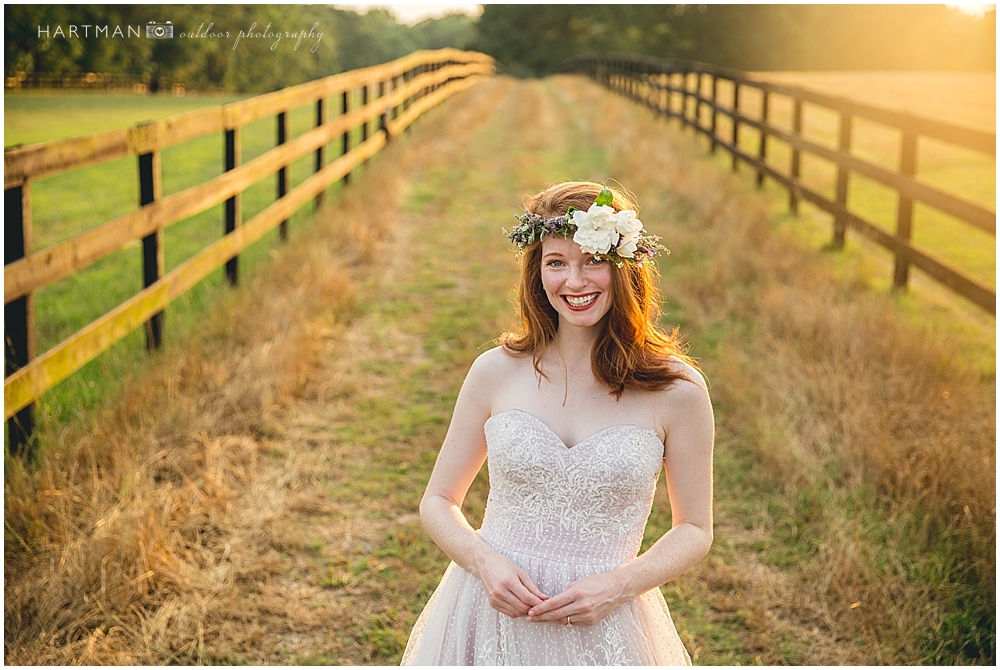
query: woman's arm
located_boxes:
[526,372,714,625]
[419,349,549,618]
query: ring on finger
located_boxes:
[566,616,572,627]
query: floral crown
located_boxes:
[506,188,664,266]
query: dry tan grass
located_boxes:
[4,76,516,665]
[3,139,402,665]
[5,73,993,665]
[555,74,995,662]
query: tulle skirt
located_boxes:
[401,544,691,666]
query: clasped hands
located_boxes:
[478,554,627,626]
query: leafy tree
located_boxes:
[4,4,482,93]
[472,4,996,76]
[411,14,476,51]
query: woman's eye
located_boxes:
[588,256,604,265]
[547,260,565,267]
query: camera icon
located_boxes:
[146,21,174,39]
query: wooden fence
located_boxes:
[4,48,494,455]
[563,55,995,316]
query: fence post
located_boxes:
[386,75,395,124]
[362,82,370,143]
[789,98,803,214]
[710,75,718,153]
[731,82,741,171]
[402,68,413,134]
[695,71,704,132]
[833,112,853,248]
[277,111,289,240]
[341,89,351,185]
[667,71,674,120]
[395,73,402,120]
[658,73,667,117]
[379,79,385,118]
[893,131,918,288]
[224,126,241,285]
[315,98,325,209]
[756,90,769,188]
[402,69,410,114]
[5,182,35,457]
[138,149,164,349]
[682,72,691,128]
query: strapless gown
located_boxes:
[401,409,691,666]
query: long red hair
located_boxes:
[500,182,695,399]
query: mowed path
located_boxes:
[8,75,992,665]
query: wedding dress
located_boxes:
[401,408,691,665]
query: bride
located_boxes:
[401,182,714,665]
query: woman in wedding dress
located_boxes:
[401,182,715,666]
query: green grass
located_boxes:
[5,76,993,665]
[718,82,995,292]
[4,90,375,438]
[4,90,249,146]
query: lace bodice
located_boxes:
[480,409,664,566]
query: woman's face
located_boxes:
[540,236,613,329]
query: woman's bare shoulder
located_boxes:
[465,345,530,387]
[668,357,708,394]
[651,357,711,421]
[652,358,713,446]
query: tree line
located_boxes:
[475,4,996,76]
[5,4,995,93]
[5,4,475,93]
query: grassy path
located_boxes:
[5,76,994,665]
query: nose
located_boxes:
[565,263,588,290]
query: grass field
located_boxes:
[8,72,990,435]
[4,75,996,664]
[685,70,996,374]
[679,71,996,304]
[4,89,373,428]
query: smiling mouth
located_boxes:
[562,293,599,310]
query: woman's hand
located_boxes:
[475,551,549,618]
[524,571,626,626]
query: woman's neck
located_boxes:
[550,321,601,371]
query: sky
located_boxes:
[333,2,483,25]
[332,2,994,24]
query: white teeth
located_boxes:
[565,294,598,307]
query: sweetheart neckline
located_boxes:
[486,408,661,451]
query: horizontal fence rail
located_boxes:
[4,48,494,454]
[561,55,995,316]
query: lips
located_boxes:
[562,292,600,310]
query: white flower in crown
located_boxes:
[509,187,664,265]
[614,209,643,259]
[571,203,620,255]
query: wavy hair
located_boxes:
[500,182,694,399]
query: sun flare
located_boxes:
[947,3,994,18]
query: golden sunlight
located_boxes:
[947,3,994,18]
